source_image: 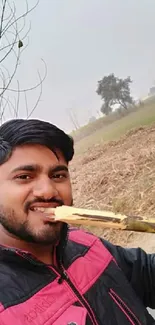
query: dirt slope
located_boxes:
[70,124,155,253]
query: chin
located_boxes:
[34,223,62,242]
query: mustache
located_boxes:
[24,198,64,213]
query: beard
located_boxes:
[0,205,64,245]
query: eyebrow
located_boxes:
[11,164,69,174]
[50,165,69,173]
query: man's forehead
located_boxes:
[0,144,68,173]
[13,144,65,159]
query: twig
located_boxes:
[0,0,7,39]
[2,0,39,36]
[0,58,47,93]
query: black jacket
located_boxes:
[103,238,155,310]
[0,228,154,324]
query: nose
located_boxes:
[33,177,58,200]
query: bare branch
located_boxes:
[27,71,43,119]
[0,95,8,122]
[0,58,47,93]
[2,0,39,37]
[1,1,16,36]
[0,94,17,122]
[0,28,18,63]
[0,21,31,52]
[0,67,6,87]
[15,80,20,118]
[20,36,29,56]
[0,0,46,123]
[0,48,20,97]
[1,3,12,22]
[0,0,7,39]
[0,2,19,63]
[24,90,28,117]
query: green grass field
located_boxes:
[74,98,155,154]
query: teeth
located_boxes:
[30,207,55,215]
[32,207,47,212]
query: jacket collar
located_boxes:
[0,223,69,266]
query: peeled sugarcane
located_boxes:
[45,205,155,233]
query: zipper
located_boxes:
[19,253,98,325]
[14,251,142,325]
[109,289,141,325]
[56,264,99,325]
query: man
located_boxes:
[0,118,154,325]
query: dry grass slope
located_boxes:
[70,124,155,253]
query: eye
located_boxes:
[52,173,67,180]
[15,174,32,180]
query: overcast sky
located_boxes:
[7,0,155,131]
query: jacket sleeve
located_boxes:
[101,238,155,308]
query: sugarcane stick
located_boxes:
[46,206,155,233]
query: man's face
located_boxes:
[0,144,72,245]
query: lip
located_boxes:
[29,202,60,210]
[28,209,58,223]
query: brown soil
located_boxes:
[70,124,155,253]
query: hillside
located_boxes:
[70,124,155,253]
[73,96,155,154]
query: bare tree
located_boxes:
[0,0,47,124]
[67,107,80,130]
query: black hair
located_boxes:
[0,119,74,165]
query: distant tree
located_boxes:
[100,101,112,116]
[96,73,133,115]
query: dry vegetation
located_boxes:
[70,124,155,253]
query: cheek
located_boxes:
[58,181,72,204]
[0,183,13,206]
[0,182,30,208]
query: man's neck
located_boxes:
[0,227,55,265]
